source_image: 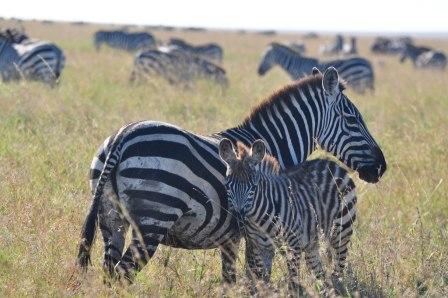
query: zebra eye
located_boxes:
[346,116,357,125]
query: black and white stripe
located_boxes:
[168,38,223,62]
[0,34,21,81]
[258,43,374,93]
[94,30,155,52]
[400,44,447,70]
[13,39,65,86]
[78,68,385,284]
[130,48,228,86]
[219,140,357,294]
[0,31,65,85]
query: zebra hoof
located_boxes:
[331,275,347,296]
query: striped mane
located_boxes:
[235,142,280,175]
[241,73,346,127]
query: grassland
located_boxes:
[0,20,447,297]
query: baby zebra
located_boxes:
[219,139,357,295]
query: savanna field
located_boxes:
[0,20,447,297]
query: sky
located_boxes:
[2,0,448,33]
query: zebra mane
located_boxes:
[240,74,344,127]
[235,142,280,175]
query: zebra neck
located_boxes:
[274,48,318,77]
[215,126,260,146]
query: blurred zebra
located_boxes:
[13,39,65,86]
[0,34,21,81]
[0,31,65,85]
[400,44,446,70]
[371,36,412,55]
[319,34,344,55]
[78,68,385,285]
[94,30,155,51]
[219,139,357,295]
[168,38,223,62]
[130,48,228,86]
[258,43,374,93]
[343,37,357,55]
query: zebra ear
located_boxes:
[250,140,266,165]
[219,138,237,165]
[312,67,321,76]
[322,67,340,96]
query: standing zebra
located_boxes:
[130,48,228,86]
[400,44,446,70]
[343,37,358,56]
[79,68,386,285]
[219,139,357,295]
[319,34,344,55]
[13,39,65,86]
[168,38,223,62]
[258,43,374,93]
[0,34,21,81]
[94,30,155,51]
[0,31,65,86]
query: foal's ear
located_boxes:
[219,138,236,164]
[250,139,266,165]
[322,66,340,96]
[312,67,322,76]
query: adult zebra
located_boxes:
[78,68,386,285]
[0,34,21,81]
[259,43,374,93]
[94,30,155,51]
[130,48,228,86]
[168,38,223,62]
[13,39,65,86]
[400,44,446,70]
[319,34,344,56]
[219,139,357,295]
[0,31,65,86]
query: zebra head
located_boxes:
[317,67,387,183]
[257,44,277,75]
[219,139,267,220]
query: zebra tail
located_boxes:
[77,130,125,271]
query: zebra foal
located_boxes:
[219,139,357,295]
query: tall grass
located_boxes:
[0,20,447,296]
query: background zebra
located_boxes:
[130,48,228,86]
[79,68,385,284]
[400,43,447,69]
[168,38,223,62]
[371,36,413,55]
[0,30,65,86]
[94,30,155,51]
[343,37,358,56]
[0,34,21,81]
[219,139,357,295]
[319,34,344,55]
[258,43,374,93]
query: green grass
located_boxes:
[0,20,447,296]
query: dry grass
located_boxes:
[0,20,447,297]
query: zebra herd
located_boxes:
[77,66,387,295]
[0,28,65,86]
[371,36,447,69]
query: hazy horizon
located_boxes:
[2,0,448,35]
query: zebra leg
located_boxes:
[114,228,164,282]
[220,238,240,284]
[329,222,353,295]
[244,239,271,294]
[284,249,304,296]
[97,181,129,279]
[304,241,331,295]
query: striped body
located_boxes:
[168,38,223,62]
[79,70,386,284]
[13,39,65,85]
[130,48,228,86]
[220,140,357,293]
[258,43,374,93]
[0,36,20,81]
[94,30,155,52]
[401,44,447,70]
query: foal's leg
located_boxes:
[220,238,240,284]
